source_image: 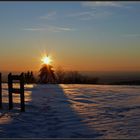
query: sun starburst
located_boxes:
[41,55,52,65]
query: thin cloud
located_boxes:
[81,2,131,8]
[68,10,112,20]
[49,26,74,32]
[23,28,44,31]
[22,25,74,32]
[40,11,57,20]
[68,11,92,17]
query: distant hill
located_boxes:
[79,71,140,84]
[110,80,140,85]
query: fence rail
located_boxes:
[0,73,25,112]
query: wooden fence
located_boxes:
[0,73,25,112]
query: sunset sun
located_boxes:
[41,56,52,65]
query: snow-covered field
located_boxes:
[0,84,140,138]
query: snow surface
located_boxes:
[0,84,140,138]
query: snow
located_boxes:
[0,84,140,138]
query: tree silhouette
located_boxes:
[38,64,56,84]
[55,66,65,83]
[24,71,36,84]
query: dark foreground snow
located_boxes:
[0,84,140,138]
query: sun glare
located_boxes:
[41,56,52,65]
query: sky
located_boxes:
[0,1,140,72]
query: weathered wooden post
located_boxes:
[8,73,25,112]
[20,73,25,112]
[8,73,13,110]
[0,73,1,108]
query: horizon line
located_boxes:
[0,70,140,73]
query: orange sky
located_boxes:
[0,2,140,72]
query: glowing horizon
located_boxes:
[0,2,140,72]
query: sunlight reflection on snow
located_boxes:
[60,84,140,139]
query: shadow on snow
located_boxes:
[0,84,103,138]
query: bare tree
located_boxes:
[55,66,65,83]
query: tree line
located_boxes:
[23,67,99,84]
[55,67,98,84]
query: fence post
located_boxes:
[20,73,25,112]
[8,73,25,112]
[0,73,2,108]
[8,73,13,110]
